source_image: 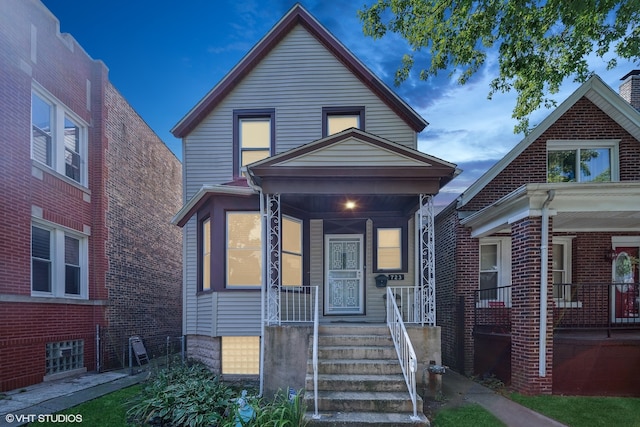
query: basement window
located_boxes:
[45,340,84,375]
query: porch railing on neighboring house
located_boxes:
[278,286,320,419]
[473,283,640,335]
[386,286,420,421]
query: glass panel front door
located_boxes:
[325,234,364,314]
[613,246,639,321]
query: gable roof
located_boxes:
[171,4,427,138]
[458,74,640,208]
[245,127,460,194]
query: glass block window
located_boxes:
[45,340,84,375]
[221,336,259,375]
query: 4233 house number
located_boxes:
[387,274,405,281]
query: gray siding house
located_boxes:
[171,5,458,423]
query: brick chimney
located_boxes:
[619,70,640,111]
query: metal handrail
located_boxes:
[277,286,320,419]
[386,287,420,421]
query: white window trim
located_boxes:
[31,84,88,186]
[552,236,581,308]
[547,139,620,182]
[31,219,89,299]
[477,237,512,308]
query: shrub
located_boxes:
[127,362,233,426]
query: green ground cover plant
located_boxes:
[431,403,505,426]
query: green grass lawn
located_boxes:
[29,384,141,427]
[432,404,506,426]
[510,393,640,427]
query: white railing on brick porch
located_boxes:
[386,286,420,421]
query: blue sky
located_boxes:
[40,0,638,208]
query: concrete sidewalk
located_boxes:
[0,370,148,427]
[438,370,567,427]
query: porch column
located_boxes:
[510,216,553,395]
[266,193,281,325]
[419,194,436,326]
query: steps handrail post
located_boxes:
[312,285,320,419]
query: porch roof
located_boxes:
[244,128,460,195]
[461,182,640,237]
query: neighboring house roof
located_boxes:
[245,127,460,195]
[171,4,428,138]
[458,74,640,209]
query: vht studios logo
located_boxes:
[5,413,83,423]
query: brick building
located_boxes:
[0,0,182,391]
[436,72,640,396]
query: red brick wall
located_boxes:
[0,0,182,390]
[464,97,640,212]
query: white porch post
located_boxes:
[419,194,436,326]
[266,193,281,325]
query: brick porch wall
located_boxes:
[510,216,553,395]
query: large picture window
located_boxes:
[233,109,275,177]
[31,89,87,185]
[547,140,619,183]
[227,212,262,288]
[32,223,88,298]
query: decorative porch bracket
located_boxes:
[266,193,281,325]
[419,194,436,326]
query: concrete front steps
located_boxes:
[303,324,429,426]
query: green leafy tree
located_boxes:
[359,0,640,133]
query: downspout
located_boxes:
[244,168,266,396]
[539,189,555,377]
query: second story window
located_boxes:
[233,109,275,178]
[31,89,87,185]
[322,107,364,137]
[547,140,619,183]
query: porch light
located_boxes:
[345,200,356,210]
[605,248,617,261]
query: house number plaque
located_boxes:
[387,274,404,281]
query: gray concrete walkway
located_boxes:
[0,367,567,427]
[0,370,148,427]
[439,370,567,427]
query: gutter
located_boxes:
[539,189,555,377]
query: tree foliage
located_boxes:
[359,0,640,133]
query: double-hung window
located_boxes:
[322,107,364,137]
[282,216,303,287]
[374,220,408,272]
[31,223,88,298]
[233,109,275,178]
[31,89,87,185]
[200,217,211,291]
[552,237,577,306]
[547,140,619,183]
[478,238,511,306]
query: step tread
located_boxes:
[309,390,420,401]
[304,410,429,426]
[308,373,405,381]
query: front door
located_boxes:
[612,246,639,322]
[325,234,364,315]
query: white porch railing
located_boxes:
[386,286,420,421]
[386,286,426,324]
[278,286,320,419]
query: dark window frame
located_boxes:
[197,214,212,293]
[233,109,275,179]
[321,106,365,137]
[372,218,408,273]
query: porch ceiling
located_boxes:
[282,193,419,217]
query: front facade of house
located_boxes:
[172,5,458,382]
[0,0,183,391]
[436,72,640,396]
